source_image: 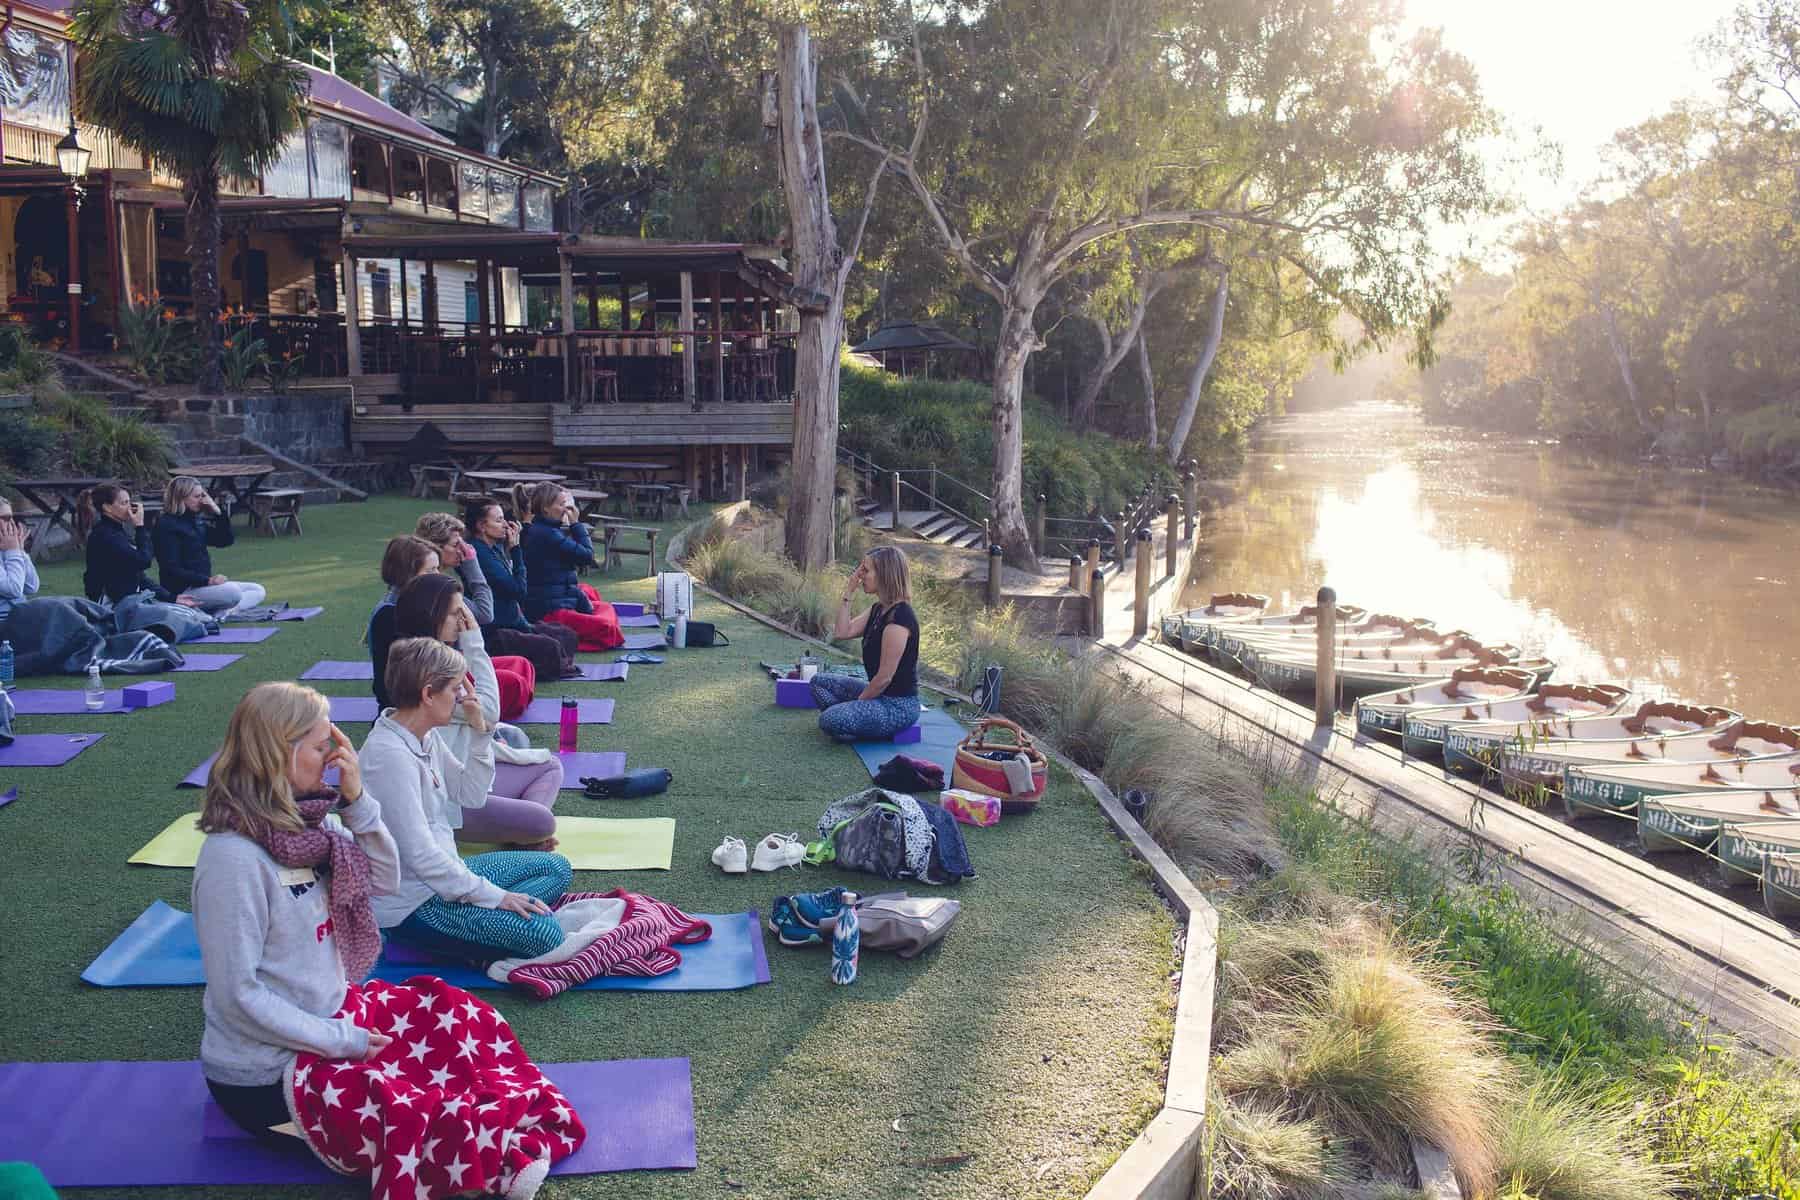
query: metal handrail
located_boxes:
[898,475,985,538]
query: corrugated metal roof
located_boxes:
[302,65,452,146]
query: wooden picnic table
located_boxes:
[409,454,501,498]
[461,470,568,499]
[173,463,274,526]
[564,488,611,524]
[10,476,103,554]
[585,461,673,484]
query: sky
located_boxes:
[1401,0,1739,223]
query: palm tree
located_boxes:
[72,0,310,393]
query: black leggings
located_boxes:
[207,1077,296,1145]
[485,622,577,678]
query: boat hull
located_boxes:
[1718,822,1800,887]
[1763,853,1800,921]
[1564,757,1800,820]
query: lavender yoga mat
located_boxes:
[181,752,336,789]
[618,614,660,628]
[0,1058,696,1186]
[515,697,614,724]
[557,750,626,783]
[325,696,379,722]
[173,654,242,672]
[300,659,371,680]
[6,689,131,714]
[622,632,668,651]
[0,732,104,767]
[612,602,645,617]
[193,626,279,644]
[571,661,629,682]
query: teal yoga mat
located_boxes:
[83,900,771,991]
[848,706,965,780]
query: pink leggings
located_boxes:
[453,758,563,845]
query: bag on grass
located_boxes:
[950,717,1047,812]
[682,620,728,648]
[873,753,945,792]
[819,892,961,959]
[581,768,672,799]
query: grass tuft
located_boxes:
[1494,1080,1674,1200]
[1204,1092,1353,1200]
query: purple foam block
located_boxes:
[7,689,128,715]
[0,1058,696,1186]
[611,602,645,617]
[570,662,628,682]
[326,696,380,723]
[515,697,615,724]
[122,680,175,709]
[775,678,814,708]
[300,660,373,681]
[173,654,242,672]
[0,733,104,767]
[618,614,660,628]
[890,722,922,745]
[556,750,627,785]
[194,626,279,644]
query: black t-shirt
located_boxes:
[862,600,920,698]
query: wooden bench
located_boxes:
[600,521,661,577]
[409,464,461,498]
[250,489,305,536]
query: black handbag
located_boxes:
[683,621,729,648]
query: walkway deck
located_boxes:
[1097,631,1800,1055]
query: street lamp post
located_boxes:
[55,120,91,352]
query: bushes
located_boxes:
[117,295,195,384]
[33,389,170,481]
[0,324,53,389]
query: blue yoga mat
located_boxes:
[849,706,965,781]
[83,900,772,991]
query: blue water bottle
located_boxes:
[0,640,12,691]
[830,892,860,985]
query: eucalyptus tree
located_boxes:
[839,0,1501,568]
[74,0,311,393]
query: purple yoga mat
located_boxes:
[193,626,279,644]
[0,786,15,809]
[618,614,660,628]
[326,696,379,722]
[571,661,629,682]
[515,697,614,724]
[0,1058,696,1186]
[300,659,371,681]
[557,750,626,784]
[181,752,336,789]
[612,602,645,617]
[7,689,130,715]
[173,654,242,672]
[0,732,104,767]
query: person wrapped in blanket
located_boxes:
[193,681,583,1198]
[391,573,562,850]
[360,638,574,966]
[513,483,623,652]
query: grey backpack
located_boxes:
[820,892,961,959]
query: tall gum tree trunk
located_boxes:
[1135,330,1157,448]
[185,170,223,394]
[1601,305,1653,437]
[990,302,1040,571]
[1166,270,1228,464]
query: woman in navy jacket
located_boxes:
[465,499,578,679]
[153,476,267,615]
[80,483,174,605]
[512,483,622,651]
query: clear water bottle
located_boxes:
[0,639,12,691]
[84,662,105,711]
[830,891,861,985]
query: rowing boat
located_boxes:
[1563,749,1800,819]
[1498,720,1800,806]
[1247,645,1553,700]
[1720,820,1800,888]
[1160,593,1270,651]
[1442,700,1735,781]
[1400,683,1631,762]
[1639,789,1800,855]
[1762,851,1800,920]
[1354,668,1541,735]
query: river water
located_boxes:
[1182,402,1800,723]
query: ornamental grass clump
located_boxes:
[1492,1080,1673,1200]
[1205,1093,1353,1200]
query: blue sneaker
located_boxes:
[767,896,822,947]
[790,886,849,930]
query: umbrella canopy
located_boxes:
[850,320,976,354]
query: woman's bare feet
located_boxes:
[514,837,559,852]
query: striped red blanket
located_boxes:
[497,889,712,999]
[289,975,585,1200]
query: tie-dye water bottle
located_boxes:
[830,892,861,985]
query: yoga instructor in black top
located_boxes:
[811,544,922,741]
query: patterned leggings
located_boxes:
[391,850,572,963]
[810,672,922,742]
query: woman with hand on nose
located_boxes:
[155,476,267,615]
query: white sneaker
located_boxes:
[751,832,805,872]
[711,835,748,874]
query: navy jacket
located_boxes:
[153,510,234,595]
[474,539,532,631]
[84,516,167,605]
[520,516,595,620]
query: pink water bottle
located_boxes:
[558,697,579,752]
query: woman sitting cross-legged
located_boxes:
[361,637,573,966]
[514,483,623,652]
[394,570,536,723]
[813,545,922,742]
[464,500,581,680]
[154,476,267,615]
[79,483,184,605]
[393,572,560,848]
[193,680,583,1196]
[366,534,439,707]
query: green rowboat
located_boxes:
[1563,751,1800,820]
[1354,668,1539,736]
[1402,682,1630,762]
[1442,700,1733,781]
[1639,789,1800,856]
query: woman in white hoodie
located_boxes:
[360,637,571,963]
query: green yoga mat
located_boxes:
[130,814,674,871]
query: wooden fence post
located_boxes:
[986,543,1004,608]
[1068,554,1085,594]
[1090,568,1107,639]
[890,470,901,528]
[1182,467,1198,542]
[1034,493,1047,558]
[1133,527,1153,638]
[1314,585,1337,728]
[1085,537,1102,591]
[1164,493,1180,578]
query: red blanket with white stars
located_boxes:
[288,975,585,1200]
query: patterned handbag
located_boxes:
[949,717,1048,813]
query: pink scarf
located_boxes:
[250,791,381,982]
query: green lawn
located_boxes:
[0,495,1172,1200]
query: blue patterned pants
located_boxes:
[810,672,922,742]
[391,850,571,963]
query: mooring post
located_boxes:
[1068,554,1085,595]
[890,470,901,528]
[1314,585,1337,729]
[1164,493,1180,578]
[1034,493,1047,558]
[1120,512,1135,565]
[1084,537,1101,591]
[1090,568,1108,639]
[1133,527,1153,638]
[986,543,1004,608]
[1183,463,1198,542]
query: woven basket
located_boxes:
[950,716,1048,813]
